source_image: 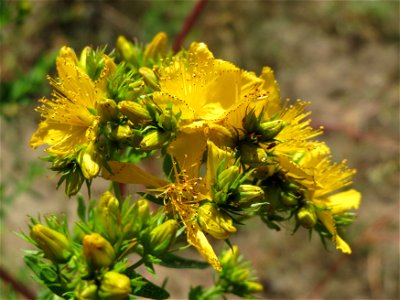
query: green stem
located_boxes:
[126,257,145,273]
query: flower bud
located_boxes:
[217,165,240,190]
[75,281,98,300]
[240,144,269,166]
[148,219,178,256]
[220,245,239,266]
[106,124,134,142]
[119,100,152,125]
[139,130,170,151]
[243,109,259,133]
[144,32,168,62]
[97,191,119,240]
[78,143,101,180]
[234,184,264,207]
[297,206,317,229]
[30,224,71,263]
[139,67,160,91]
[96,98,118,121]
[258,119,284,141]
[197,202,236,240]
[280,190,300,206]
[116,35,139,66]
[83,233,115,269]
[243,281,264,294]
[135,199,150,223]
[65,168,85,196]
[98,271,132,300]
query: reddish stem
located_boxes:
[0,266,36,300]
[173,0,208,53]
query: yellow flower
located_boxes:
[279,152,361,253]
[154,42,268,175]
[30,46,116,156]
[102,142,235,271]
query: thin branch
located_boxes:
[173,0,208,53]
[0,265,36,300]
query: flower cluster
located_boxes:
[26,32,361,299]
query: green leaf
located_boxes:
[159,253,209,269]
[77,195,86,222]
[128,272,170,300]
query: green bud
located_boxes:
[75,281,98,300]
[78,143,101,180]
[83,233,115,269]
[297,206,318,229]
[231,268,251,282]
[116,35,139,66]
[217,165,240,190]
[97,191,119,241]
[243,109,259,133]
[240,144,269,166]
[220,245,239,266]
[135,199,150,223]
[158,109,178,131]
[144,32,168,62]
[235,184,264,207]
[65,167,85,196]
[139,67,160,91]
[148,219,178,256]
[96,98,118,121]
[140,130,170,151]
[280,190,300,206]
[197,202,237,240]
[258,119,284,141]
[119,100,152,125]
[30,224,71,263]
[243,281,264,294]
[106,124,134,142]
[99,271,132,300]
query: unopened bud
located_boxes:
[231,268,251,283]
[75,281,98,300]
[116,35,139,66]
[139,67,160,91]
[197,202,236,240]
[78,143,101,179]
[144,32,168,62]
[235,184,264,207]
[220,245,239,266]
[119,100,152,125]
[148,219,178,256]
[217,165,240,190]
[297,206,317,229]
[243,109,259,133]
[258,119,285,141]
[106,124,134,142]
[30,224,71,263]
[96,98,118,121]
[83,233,115,269]
[65,168,85,196]
[99,271,132,300]
[240,144,269,166]
[98,191,119,240]
[139,130,170,151]
[244,281,264,294]
[280,190,300,206]
[135,199,150,223]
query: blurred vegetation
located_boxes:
[0,0,399,299]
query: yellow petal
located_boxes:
[30,121,87,155]
[167,130,207,178]
[102,161,167,188]
[317,211,352,254]
[317,189,361,214]
[259,66,281,114]
[186,222,222,271]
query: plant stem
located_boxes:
[0,266,36,300]
[173,0,208,53]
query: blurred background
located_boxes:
[1,0,399,299]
